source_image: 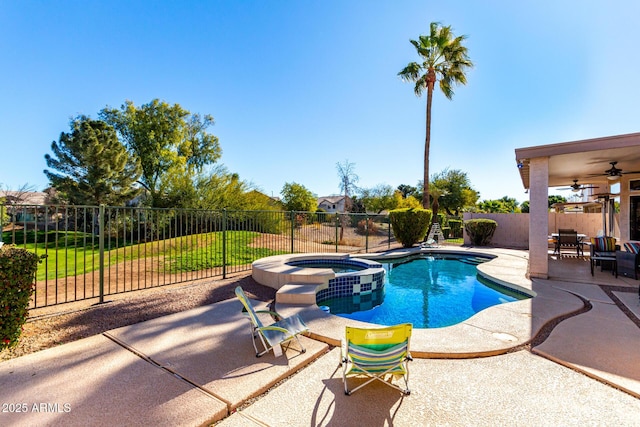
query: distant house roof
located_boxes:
[0,191,47,205]
[317,196,347,204]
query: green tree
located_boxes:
[429,183,448,224]
[548,195,567,209]
[477,196,520,213]
[520,195,567,213]
[194,167,281,211]
[399,22,473,209]
[281,182,317,212]
[430,168,479,216]
[397,184,419,199]
[43,117,141,205]
[100,99,221,207]
[358,184,398,213]
[393,190,422,209]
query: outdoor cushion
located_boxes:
[591,237,616,252]
[623,242,640,254]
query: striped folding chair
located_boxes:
[340,323,413,396]
[235,286,308,358]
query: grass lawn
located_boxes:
[3,230,286,281]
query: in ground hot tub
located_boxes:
[251,253,386,307]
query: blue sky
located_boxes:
[1,0,639,204]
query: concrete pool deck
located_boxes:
[1,248,639,425]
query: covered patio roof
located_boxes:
[514,131,640,279]
[515,132,640,189]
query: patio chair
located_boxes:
[616,242,640,281]
[340,323,413,396]
[234,286,308,358]
[557,229,582,257]
[589,236,619,275]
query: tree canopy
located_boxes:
[281,182,317,212]
[194,167,281,211]
[477,196,521,213]
[520,195,567,213]
[358,184,397,213]
[43,117,141,205]
[100,99,221,207]
[430,168,479,216]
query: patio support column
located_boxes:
[528,157,549,279]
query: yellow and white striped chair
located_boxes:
[340,323,413,396]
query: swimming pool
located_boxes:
[319,254,530,328]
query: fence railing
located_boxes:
[0,205,397,308]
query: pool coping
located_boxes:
[268,247,587,358]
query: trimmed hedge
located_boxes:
[0,245,43,351]
[464,219,498,246]
[389,208,432,248]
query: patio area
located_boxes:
[0,248,638,426]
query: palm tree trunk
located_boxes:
[423,82,434,209]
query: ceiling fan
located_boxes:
[558,179,597,192]
[592,161,640,181]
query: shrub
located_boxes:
[442,227,451,239]
[357,219,378,236]
[448,219,463,238]
[0,245,44,350]
[464,219,498,246]
[294,213,307,228]
[389,208,432,248]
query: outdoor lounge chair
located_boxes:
[234,286,308,358]
[616,242,640,282]
[340,323,413,396]
[589,236,619,275]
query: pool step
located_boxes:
[276,284,318,305]
[458,257,487,266]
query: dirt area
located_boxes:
[1,272,274,362]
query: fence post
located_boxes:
[335,214,339,252]
[290,211,295,253]
[222,209,227,279]
[0,204,3,245]
[387,215,391,249]
[98,204,105,304]
[365,214,369,253]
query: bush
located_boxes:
[442,227,451,239]
[389,208,432,248]
[448,219,463,238]
[357,219,378,236]
[0,245,44,350]
[464,219,498,246]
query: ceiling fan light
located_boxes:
[607,175,619,181]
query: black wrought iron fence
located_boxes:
[0,205,396,308]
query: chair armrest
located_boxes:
[616,250,639,263]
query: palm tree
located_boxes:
[398,22,473,209]
[429,184,448,225]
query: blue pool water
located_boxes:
[322,254,529,328]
